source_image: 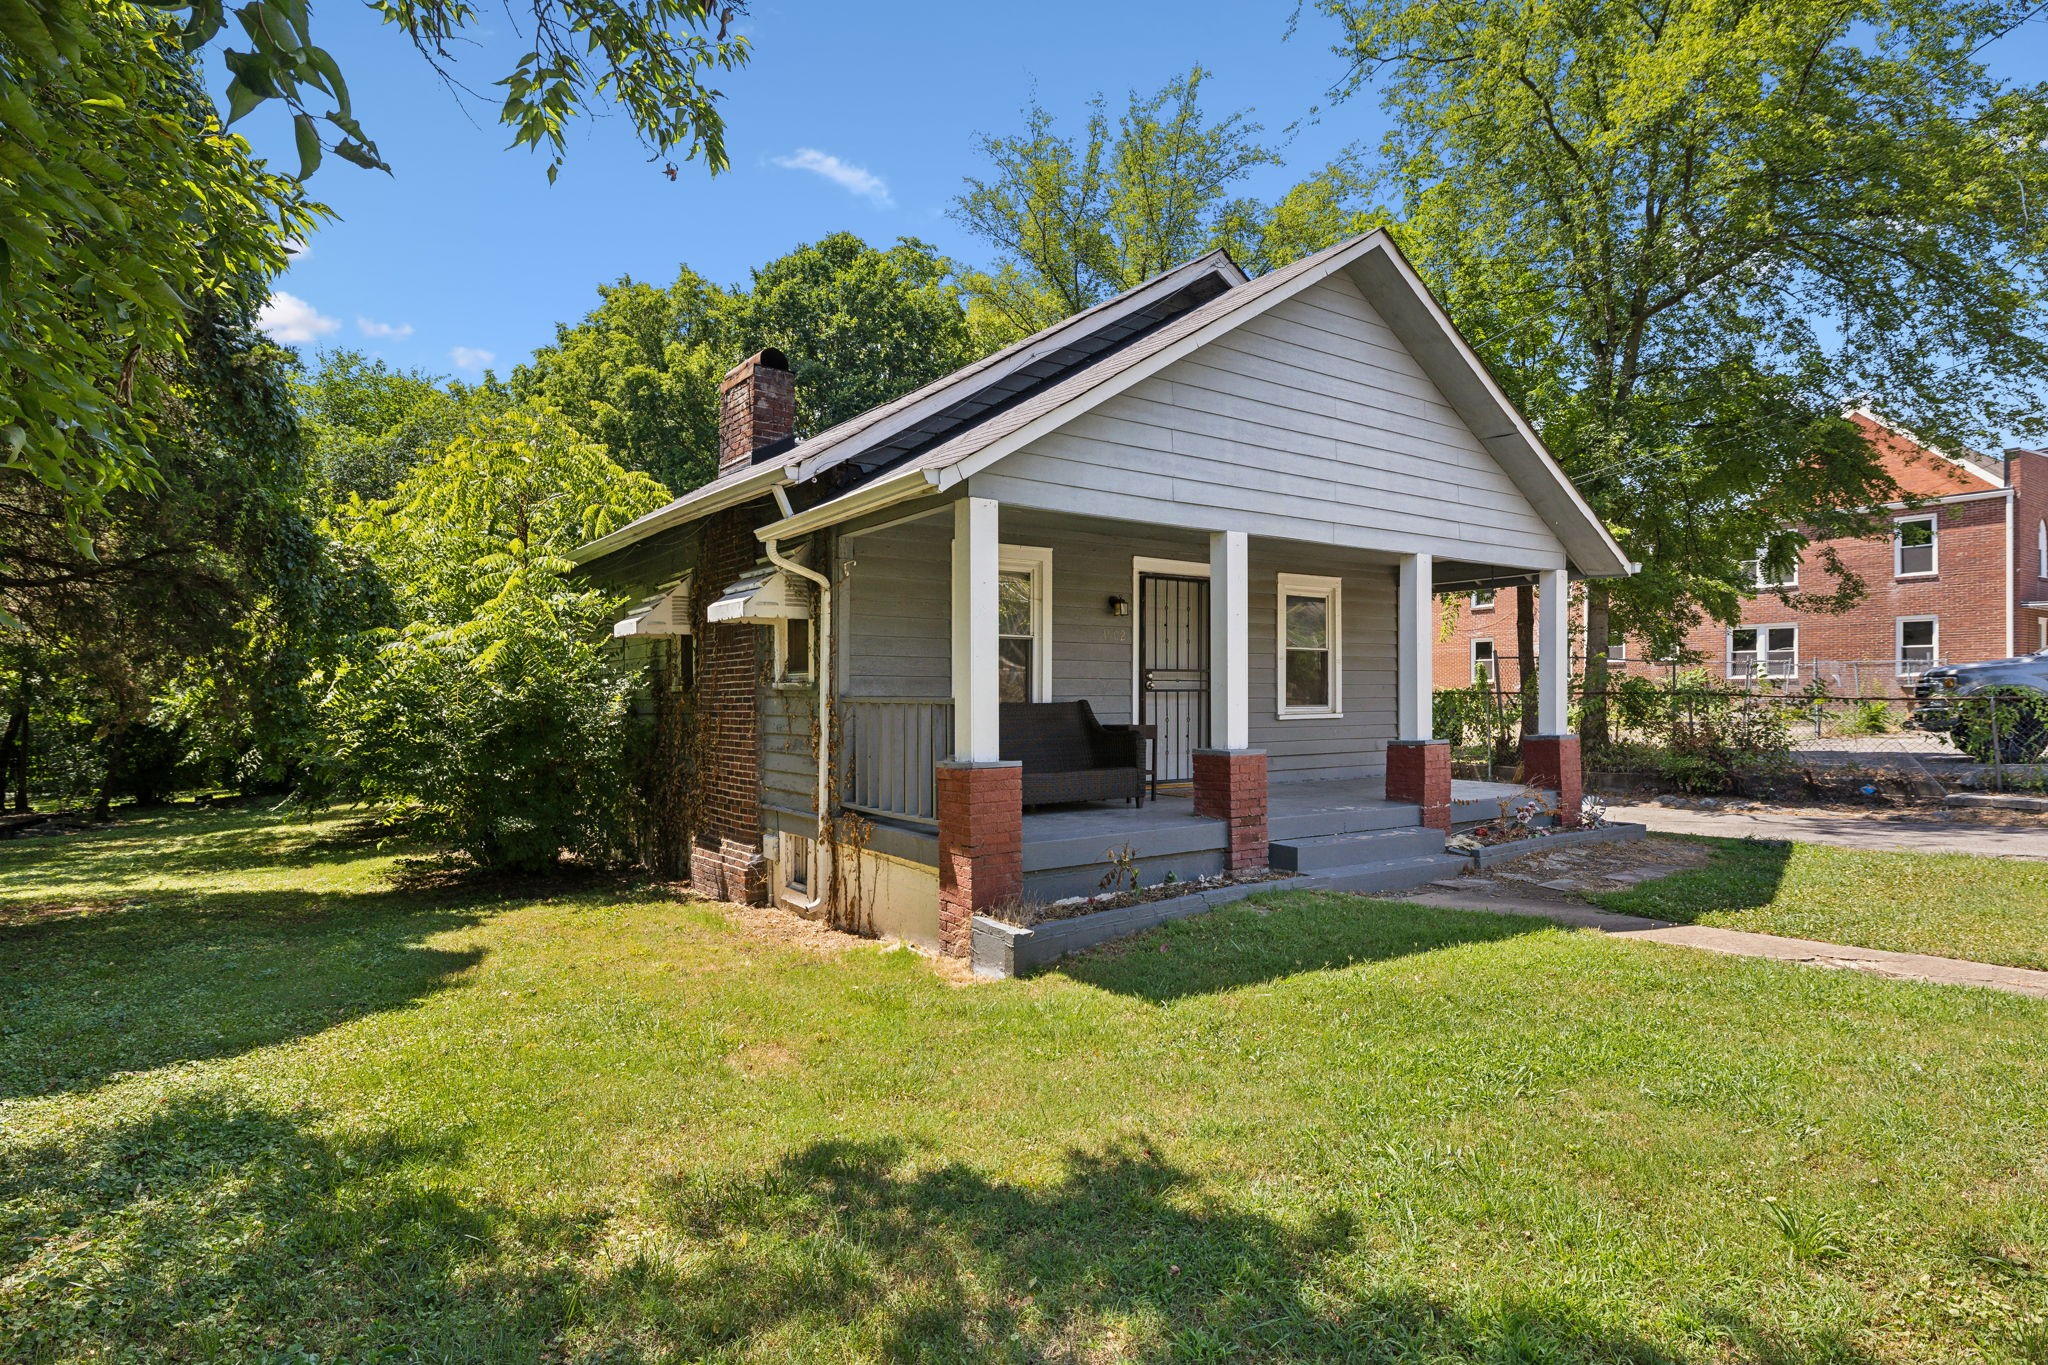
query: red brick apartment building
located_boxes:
[1436,411,2048,696]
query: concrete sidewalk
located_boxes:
[1398,884,2048,1000]
[1605,801,2048,859]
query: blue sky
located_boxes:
[232,3,2048,397]
[239,2,1376,380]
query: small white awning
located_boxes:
[612,576,692,639]
[706,565,811,624]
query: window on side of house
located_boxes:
[1729,624,1797,680]
[1897,617,1939,676]
[1471,637,1495,684]
[774,616,813,684]
[1277,573,1342,718]
[1606,639,1627,665]
[2037,519,2046,579]
[996,545,1052,704]
[1471,589,1496,611]
[1895,514,1938,578]
[776,831,813,903]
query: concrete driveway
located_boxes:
[1605,801,2048,859]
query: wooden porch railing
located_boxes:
[839,697,954,825]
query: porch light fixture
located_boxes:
[1107,594,1130,617]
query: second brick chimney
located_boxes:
[718,348,796,477]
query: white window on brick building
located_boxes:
[1606,639,1627,665]
[1743,537,1799,590]
[1896,617,1939,677]
[1471,588,1496,610]
[1729,624,1797,679]
[1894,514,1938,578]
[1471,637,1495,684]
[2037,519,2046,578]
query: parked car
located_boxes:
[1909,651,2048,763]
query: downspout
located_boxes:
[767,484,834,913]
[2006,485,2016,659]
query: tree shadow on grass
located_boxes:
[1588,836,1795,924]
[1052,891,1553,1003]
[2,1099,1883,1364]
[0,885,488,1102]
[0,1093,594,1363]
[608,1137,1688,1362]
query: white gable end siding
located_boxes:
[970,272,1567,568]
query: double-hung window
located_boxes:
[1470,589,1496,611]
[1471,638,1495,684]
[996,546,1052,703]
[1729,625,1797,680]
[1896,617,1939,676]
[1894,515,1938,578]
[1277,573,1342,718]
[1743,538,1799,590]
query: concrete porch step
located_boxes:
[1311,852,1473,897]
[1269,825,1446,872]
[1449,787,1556,829]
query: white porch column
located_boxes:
[1537,566,1570,735]
[1208,530,1250,751]
[1396,552,1434,741]
[951,496,1001,762]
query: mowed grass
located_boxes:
[1594,836,2048,971]
[3,810,2048,1362]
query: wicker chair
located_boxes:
[999,700,1146,808]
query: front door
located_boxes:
[1138,573,1210,784]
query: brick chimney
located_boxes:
[718,348,795,477]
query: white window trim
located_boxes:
[1276,572,1343,719]
[772,616,814,685]
[773,830,816,909]
[1470,637,1495,684]
[1127,555,1209,723]
[999,544,1054,704]
[1606,640,1628,664]
[1895,615,1939,677]
[1747,543,1799,591]
[1728,623,1798,680]
[2037,519,2046,579]
[1470,589,1497,611]
[1894,513,1939,579]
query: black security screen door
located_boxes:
[1138,574,1211,784]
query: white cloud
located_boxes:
[772,147,892,206]
[256,291,341,344]
[357,315,415,340]
[449,345,496,372]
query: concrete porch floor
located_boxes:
[1019,775,1540,879]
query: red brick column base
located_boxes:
[1522,734,1584,828]
[936,761,1023,958]
[1385,740,1452,832]
[1192,748,1269,871]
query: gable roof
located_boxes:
[570,250,1246,565]
[1846,408,2005,498]
[575,231,1632,580]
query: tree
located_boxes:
[516,234,979,492]
[294,350,509,507]
[5,0,747,534]
[0,292,337,814]
[1319,0,2048,744]
[951,66,1373,341]
[313,404,669,870]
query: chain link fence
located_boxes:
[1437,677,2048,801]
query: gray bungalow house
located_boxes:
[573,231,1630,957]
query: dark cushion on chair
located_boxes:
[1000,701,1144,807]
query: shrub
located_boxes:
[1840,698,1897,736]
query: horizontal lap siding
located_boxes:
[761,686,817,817]
[1250,546,1398,784]
[841,518,951,697]
[978,272,1566,567]
[1003,509,1207,724]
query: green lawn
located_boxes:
[4,809,2048,1363]
[1593,836,2048,971]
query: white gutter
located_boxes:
[754,466,939,543]
[765,484,835,914]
